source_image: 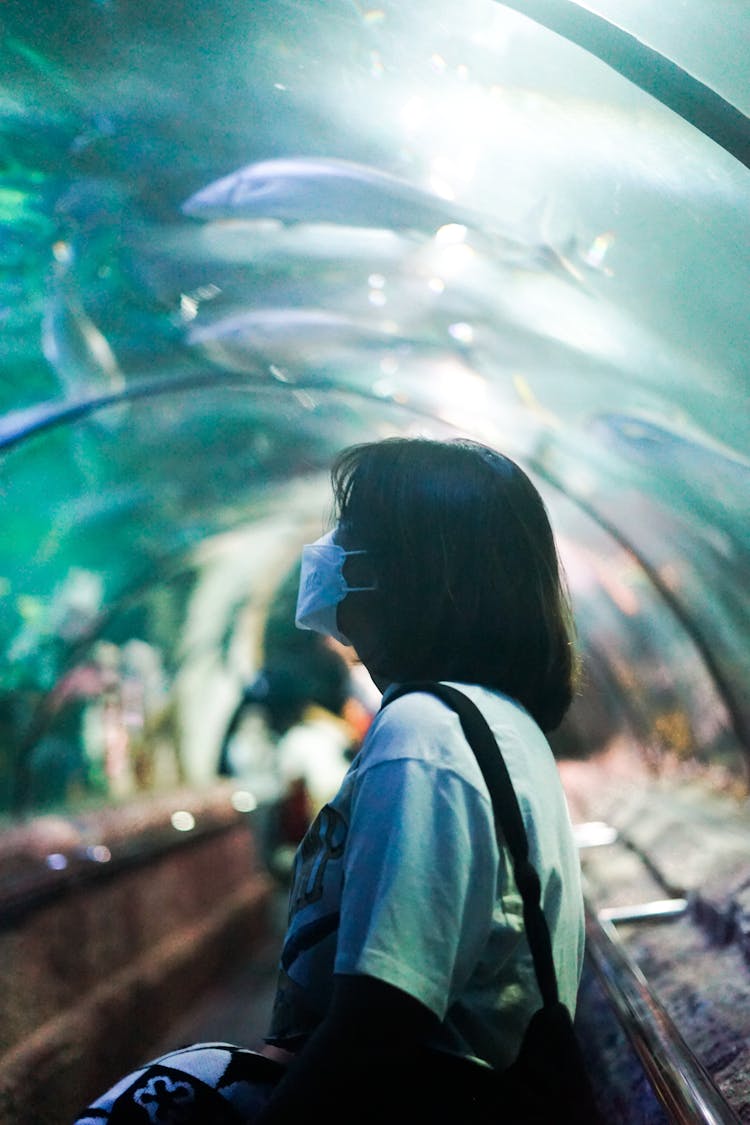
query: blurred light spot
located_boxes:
[363,9,386,25]
[369,289,387,307]
[448,321,473,345]
[369,51,384,78]
[269,364,292,382]
[231,790,258,813]
[86,844,112,863]
[180,294,199,322]
[368,273,386,289]
[433,242,476,278]
[456,64,470,81]
[582,230,615,271]
[435,223,467,245]
[52,240,73,264]
[432,361,489,427]
[573,822,618,848]
[171,810,196,832]
[427,277,445,294]
[380,355,399,375]
[431,53,447,72]
[274,83,287,91]
[428,174,455,201]
[46,853,68,870]
[293,389,317,410]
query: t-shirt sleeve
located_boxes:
[334,755,499,1020]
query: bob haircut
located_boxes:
[331,437,577,732]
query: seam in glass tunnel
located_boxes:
[497,0,750,169]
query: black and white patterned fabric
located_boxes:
[73,1043,284,1125]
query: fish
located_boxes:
[42,290,125,395]
[181,156,591,282]
[589,412,750,491]
[182,156,487,232]
[186,306,429,375]
[41,243,126,396]
[180,216,410,268]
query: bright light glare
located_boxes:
[401,96,427,132]
[448,321,474,345]
[435,223,468,245]
[231,789,258,813]
[573,821,618,848]
[171,810,196,832]
[431,360,489,429]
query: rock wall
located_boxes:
[0,790,274,1124]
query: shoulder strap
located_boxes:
[382,681,560,1009]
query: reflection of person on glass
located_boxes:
[73,437,589,1124]
[257,437,586,1122]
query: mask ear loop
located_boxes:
[339,546,377,594]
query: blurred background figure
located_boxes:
[218,560,378,879]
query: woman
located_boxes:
[74,437,588,1124]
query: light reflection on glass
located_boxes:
[448,321,473,345]
[573,821,618,848]
[171,810,196,832]
[46,852,68,870]
[231,789,258,813]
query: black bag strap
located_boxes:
[382,681,560,1009]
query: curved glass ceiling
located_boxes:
[1,0,748,816]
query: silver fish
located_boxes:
[41,245,125,396]
[590,413,750,476]
[187,306,418,375]
[181,156,594,284]
[182,156,485,233]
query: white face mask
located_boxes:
[295,529,375,645]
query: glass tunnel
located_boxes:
[1,1,749,1122]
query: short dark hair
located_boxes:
[331,437,577,731]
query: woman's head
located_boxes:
[331,437,577,731]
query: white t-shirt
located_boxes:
[277,706,353,812]
[267,683,584,1070]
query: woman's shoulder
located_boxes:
[378,682,531,729]
[361,683,508,787]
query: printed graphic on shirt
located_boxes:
[268,802,350,1041]
[288,802,347,914]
